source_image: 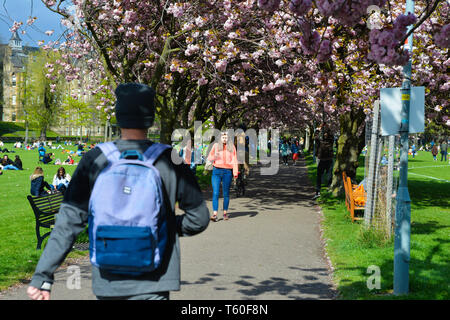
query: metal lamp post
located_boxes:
[394,0,415,295]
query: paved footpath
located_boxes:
[0,158,337,300]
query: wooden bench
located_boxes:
[27,193,64,250]
[342,172,366,222]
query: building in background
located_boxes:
[1,31,39,122]
[1,31,107,138]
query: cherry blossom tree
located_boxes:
[254,0,448,193]
[8,1,448,192]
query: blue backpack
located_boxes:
[88,142,170,275]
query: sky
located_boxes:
[0,0,66,47]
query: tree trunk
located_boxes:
[24,119,29,145]
[159,117,174,144]
[329,109,366,196]
[307,124,314,152]
[104,120,109,142]
[39,128,47,141]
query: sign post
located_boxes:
[393,0,415,295]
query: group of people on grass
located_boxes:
[0,139,80,190]
[0,154,23,175]
[30,166,71,196]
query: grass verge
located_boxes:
[305,151,449,299]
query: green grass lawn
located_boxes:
[306,150,450,299]
[0,143,84,290]
[0,142,212,291]
[0,121,60,138]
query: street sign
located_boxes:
[380,86,425,136]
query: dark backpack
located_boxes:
[318,139,334,160]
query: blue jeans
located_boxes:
[3,165,18,170]
[212,167,233,212]
[56,183,67,192]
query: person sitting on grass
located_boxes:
[52,167,71,194]
[1,155,19,170]
[13,155,23,170]
[42,153,54,164]
[76,143,85,156]
[30,167,54,196]
[64,155,74,165]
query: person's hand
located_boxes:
[27,286,51,300]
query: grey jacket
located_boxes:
[30,139,210,297]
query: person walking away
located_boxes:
[52,167,71,193]
[313,129,334,199]
[235,123,250,176]
[30,167,53,196]
[208,131,238,222]
[280,138,289,166]
[291,141,299,165]
[431,144,438,161]
[183,139,198,176]
[38,144,46,162]
[440,140,448,162]
[27,83,210,301]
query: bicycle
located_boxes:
[234,171,246,197]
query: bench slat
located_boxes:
[27,193,64,250]
[342,173,366,223]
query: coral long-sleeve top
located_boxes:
[207,143,238,177]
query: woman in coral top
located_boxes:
[208,131,238,221]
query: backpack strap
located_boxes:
[97,142,121,163]
[143,143,171,165]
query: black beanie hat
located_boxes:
[115,83,156,129]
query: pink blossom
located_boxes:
[275,94,284,101]
[434,24,450,48]
[224,18,234,31]
[258,0,281,12]
[9,21,23,33]
[215,59,228,72]
[262,83,275,91]
[198,77,208,86]
[27,17,36,25]
[289,0,312,16]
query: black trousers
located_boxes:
[316,159,333,193]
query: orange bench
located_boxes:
[342,172,366,222]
